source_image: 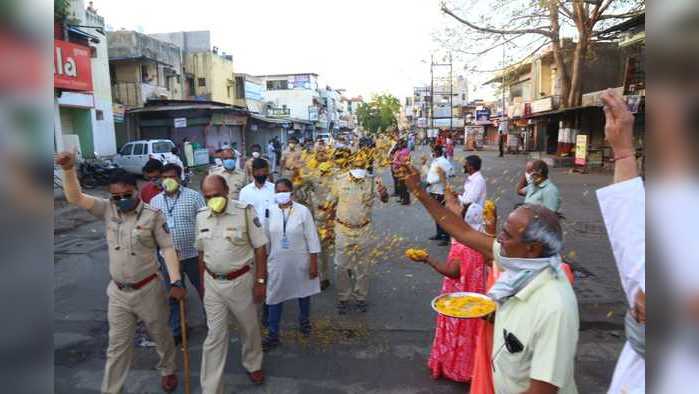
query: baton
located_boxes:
[179,300,191,394]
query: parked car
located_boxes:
[114,139,180,174]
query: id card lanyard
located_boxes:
[164,191,180,229]
[281,206,293,249]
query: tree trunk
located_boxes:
[548,2,571,108]
[568,36,588,108]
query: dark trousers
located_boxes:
[266,297,311,340]
[159,256,205,337]
[498,135,505,157]
[430,193,448,240]
[397,179,410,204]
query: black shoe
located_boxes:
[355,301,368,313]
[299,321,312,337]
[438,240,450,246]
[262,336,280,352]
[320,280,331,291]
[337,301,350,315]
[429,236,441,241]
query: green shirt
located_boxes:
[524,179,561,212]
[492,242,579,393]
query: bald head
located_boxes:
[201,174,229,199]
[498,204,562,258]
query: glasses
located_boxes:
[111,193,133,201]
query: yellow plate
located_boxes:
[431,292,496,319]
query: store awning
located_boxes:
[524,105,599,119]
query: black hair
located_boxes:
[465,155,482,171]
[142,158,163,174]
[109,169,138,187]
[275,178,294,191]
[252,158,269,170]
[251,144,261,150]
[433,145,444,156]
[531,160,549,178]
[161,163,182,177]
[289,137,299,143]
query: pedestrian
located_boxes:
[515,160,535,197]
[426,145,453,246]
[281,137,303,179]
[244,145,270,183]
[273,137,282,168]
[140,158,164,204]
[183,137,194,167]
[196,174,269,391]
[403,167,579,394]
[446,134,455,161]
[596,90,645,394]
[524,160,561,213]
[392,139,411,205]
[267,140,277,173]
[497,120,507,157]
[209,148,246,201]
[56,153,185,394]
[262,178,322,351]
[239,158,275,229]
[311,149,336,291]
[327,154,389,314]
[149,163,207,345]
[409,203,491,383]
[459,155,487,208]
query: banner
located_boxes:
[54,40,93,91]
[575,134,588,166]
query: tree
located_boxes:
[438,0,644,108]
[356,94,401,135]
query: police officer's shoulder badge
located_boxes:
[162,222,170,233]
[253,217,262,228]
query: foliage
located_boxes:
[356,94,401,135]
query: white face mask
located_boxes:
[252,152,260,158]
[488,251,562,303]
[525,172,533,184]
[274,192,292,205]
[349,169,367,179]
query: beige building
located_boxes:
[184,50,235,105]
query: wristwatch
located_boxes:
[256,277,266,285]
[171,280,185,289]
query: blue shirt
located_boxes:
[150,187,206,259]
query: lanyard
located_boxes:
[281,206,293,237]
[163,191,180,217]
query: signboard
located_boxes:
[174,117,187,128]
[308,106,319,121]
[193,148,210,166]
[210,113,246,126]
[54,40,93,91]
[289,74,311,89]
[531,97,553,113]
[475,109,490,123]
[244,80,263,101]
[575,134,588,166]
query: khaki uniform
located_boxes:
[327,173,379,302]
[209,165,247,201]
[195,201,268,394]
[88,199,177,394]
[311,170,336,283]
[280,147,302,179]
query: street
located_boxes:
[54,146,626,394]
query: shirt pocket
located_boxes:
[225,227,248,246]
[132,227,156,249]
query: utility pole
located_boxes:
[430,54,434,131]
[449,52,453,131]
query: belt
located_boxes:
[206,265,250,281]
[114,273,158,291]
[336,218,370,229]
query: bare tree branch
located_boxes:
[597,11,644,20]
[441,3,553,38]
[471,39,551,77]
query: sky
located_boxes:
[94,0,496,102]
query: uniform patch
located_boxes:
[253,217,262,228]
[162,222,170,233]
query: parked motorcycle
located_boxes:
[79,155,120,189]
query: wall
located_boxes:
[108,31,183,70]
[262,89,316,121]
[150,31,211,54]
[185,52,235,104]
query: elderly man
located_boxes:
[516,160,536,197]
[524,160,561,213]
[403,166,579,394]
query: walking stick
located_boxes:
[179,299,191,394]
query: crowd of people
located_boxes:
[55,90,643,394]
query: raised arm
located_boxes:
[601,90,638,183]
[401,164,494,260]
[56,151,98,210]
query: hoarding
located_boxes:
[575,134,588,166]
[54,40,93,91]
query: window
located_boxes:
[133,143,145,155]
[266,80,288,90]
[198,78,206,87]
[141,65,149,83]
[96,110,104,120]
[152,141,174,154]
[187,78,195,94]
[235,76,245,98]
[120,144,133,155]
[227,86,232,98]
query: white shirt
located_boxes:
[459,170,487,207]
[596,177,645,394]
[239,181,275,227]
[426,156,452,195]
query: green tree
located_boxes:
[356,94,401,135]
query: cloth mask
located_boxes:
[252,152,261,158]
[274,192,292,205]
[350,169,367,179]
[289,143,296,149]
[162,178,179,193]
[208,196,227,213]
[115,197,139,212]
[625,309,645,358]
[488,249,563,304]
[223,159,237,171]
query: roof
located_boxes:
[599,12,645,35]
[127,100,247,114]
[253,73,319,78]
[250,114,313,125]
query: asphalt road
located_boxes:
[54,146,625,393]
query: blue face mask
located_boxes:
[223,159,237,170]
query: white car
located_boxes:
[114,139,181,174]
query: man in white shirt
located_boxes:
[459,155,486,207]
[425,145,452,246]
[239,158,275,228]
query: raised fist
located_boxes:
[56,151,76,170]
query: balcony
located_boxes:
[112,81,173,108]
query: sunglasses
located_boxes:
[491,329,524,372]
[111,193,134,201]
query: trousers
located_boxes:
[101,278,176,394]
[318,237,334,282]
[159,256,205,337]
[200,271,263,394]
[266,297,311,339]
[334,224,372,302]
[430,193,449,240]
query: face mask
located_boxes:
[349,169,367,179]
[162,178,179,193]
[254,174,268,184]
[115,196,139,212]
[289,143,296,149]
[274,192,292,205]
[223,159,237,171]
[152,178,163,188]
[252,152,261,158]
[525,172,533,184]
[488,252,563,304]
[208,196,227,214]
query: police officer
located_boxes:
[196,174,269,392]
[310,147,336,290]
[327,155,388,314]
[280,136,302,179]
[208,147,246,201]
[56,151,184,394]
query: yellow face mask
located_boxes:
[163,178,179,193]
[208,196,227,213]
